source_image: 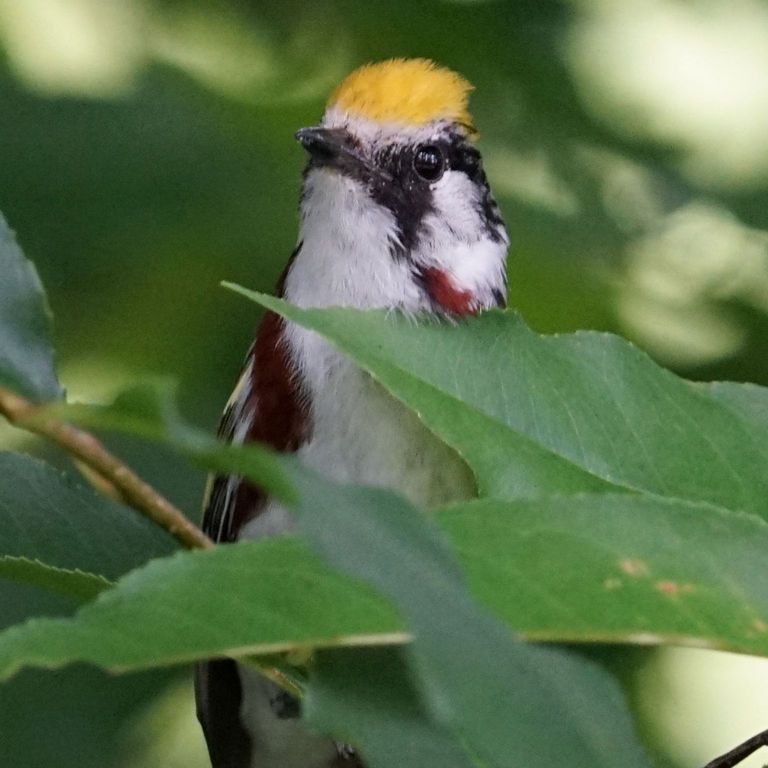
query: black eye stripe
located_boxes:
[448,146,482,177]
[372,138,482,174]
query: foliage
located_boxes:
[3,2,768,764]
[2,206,768,767]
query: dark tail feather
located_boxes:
[195,659,253,768]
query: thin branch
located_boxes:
[73,459,128,503]
[0,387,213,550]
[703,728,768,768]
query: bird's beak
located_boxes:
[295,126,367,173]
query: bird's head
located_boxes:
[293,59,507,313]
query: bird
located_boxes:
[195,57,509,768]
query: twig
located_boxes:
[73,459,128,503]
[703,728,768,768]
[0,387,213,550]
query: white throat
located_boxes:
[283,169,425,312]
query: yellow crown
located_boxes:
[327,58,475,132]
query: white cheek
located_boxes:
[449,237,507,291]
[418,171,508,295]
[286,168,424,312]
[430,171,483,240]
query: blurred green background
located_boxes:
[2,0,768,766]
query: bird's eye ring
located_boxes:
[413,145,445,182]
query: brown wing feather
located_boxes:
[201,309,311,542]
[202,247,309,544]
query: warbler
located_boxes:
[195,58,509,768]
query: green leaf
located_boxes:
[0,557,111,602]
[701,381,768,447]
[3,488,768,676]
[0,452,176,580]
[0,537,401,680]
[0,458,654,766]
[7,375,768,668]
[441,494,768,652]
[0,215,61,402]
[232,290,768,518]
[8,319,764,767]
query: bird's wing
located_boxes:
[202,244,307,544]
[200,308,310,543]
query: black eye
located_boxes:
[413,145,445,182]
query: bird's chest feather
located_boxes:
[287,325,474,506]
